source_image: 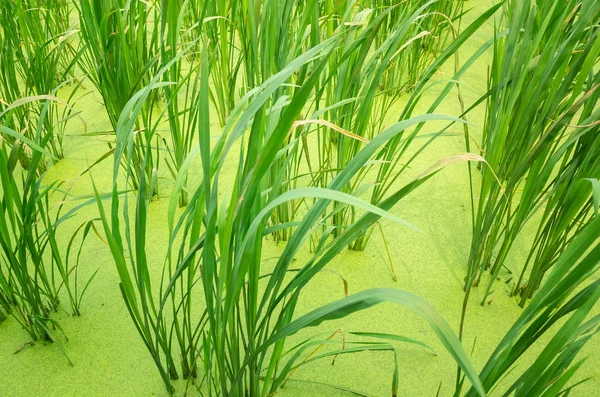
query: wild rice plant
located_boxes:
[514,131,600,305]
[0,0,81,167]
[371,0,465,93]
[179,0,325,240]
[184,0,321,126]
[157,0,206,206]
[464,0,600,305]
[96,37,486,395]
[77,0,161,196]
[237,0,324,241]
[0,99,97,342]
[320,2,435,243]
[342,3,502,251]
[460,214,600,396]
[262,2,494,250]
[199,0,241,126]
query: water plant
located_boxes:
[371,0,465,93]
[464,0,600,305]
[343,3,502,251]
[77,0,161,195]
[259,1,497,249]
[200,0,243,126]
[514,145,600,305]
[3,0,600,395]
[459,213,600,396]
[96,30,489,394]
[0,99,96,343]
[157,0,206,206]
[0,0,82,168]
[453,2,600,392]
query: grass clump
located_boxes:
[0,0,81,169]
[464,0,600,305]
[460,215,600,396]
[0,100,96,345]
[96,28,488,394]
[77,0,161,196]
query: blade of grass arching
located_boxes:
[273,340,398,392]
[238,51,334,195]
[348,331,436,355]
[0,125,52,158]
[91,178,138,316]
[255,154,487,394]
[241,186,420,251]
[463,215,600,396]
[0,125,55,162]
[193,38,348,344]
[212,35,340,172]
[112,81,175,180]
[371,3,504,206]
[232,185,422,324]
[257,114,468,316]
[168,145,200,234]
[258,288,485,397]
[402,2,505,119]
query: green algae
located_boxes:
[1,1,599,396]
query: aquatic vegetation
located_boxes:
[0,100,97,343]
[346,4,501,251]
[371,0,465,93]
[268,1,494,247]
[461,215,600,396]
[77,0,161,196]
[464,0,600,304]
[1,0,599,395]
[96,31,490,393]
[0,0,81,168]
[456,2,600,393]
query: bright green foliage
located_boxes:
[0,0,81,168]
[346,3,502,251]
[516,142,600,305]
[0,100,97,344]
[77,0,161,196]
[1,0,599,395]
[461,214,600,396]
[371,0,465,93]
[267,1,494,248]
[465,0,600,304]
[96,29,488,394]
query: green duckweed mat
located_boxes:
[1,1,598,396]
